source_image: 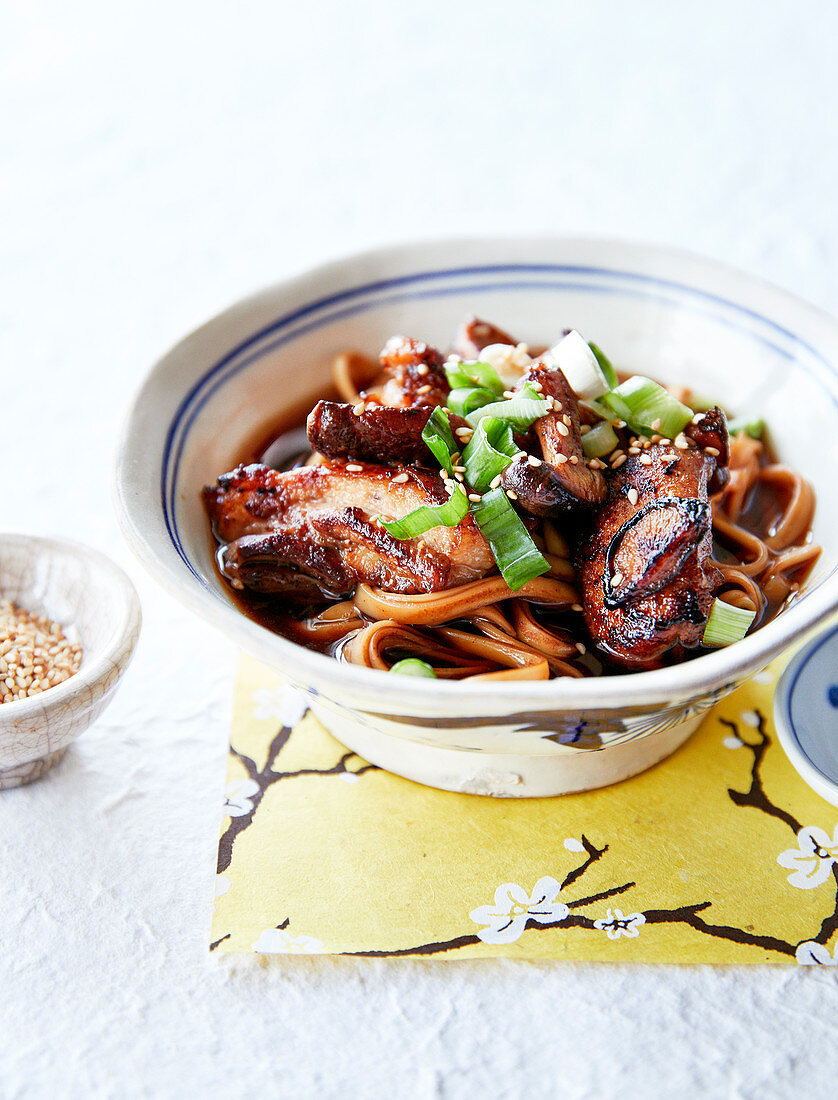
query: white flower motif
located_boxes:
[723,735,744,749]
[593,908,647,939]
[252,685,310,726]
[796,941,838,965]
[563,838,586,853]
[778,826,838,889]
[469,876,569,944]
[223,778,259,817]
[740,710,760,728]
[252,928,325,955]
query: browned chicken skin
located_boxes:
[500,362,607,514]
[307,401,436,466]
[203,461,495,598]
[576,446,723,668]
[452,314,517,358]
[377,336,450,408]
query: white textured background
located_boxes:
[3,1,838,1097]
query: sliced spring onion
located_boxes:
[466,392,549,431]
[389,658,437,678]
[381,486,468,540]
[421,407,457,474]
[702,598,757,648]
[444,359,505,395]
[462,416,520,493]
[603,376,694,439]
[727,415,764,439]
[548,330,610,400]
[447,386,497,418]
[588,341,619,389]
[469,488,550,591]
[581,420,619,458]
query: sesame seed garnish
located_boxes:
[530,381,544,392]
[556,422,569,437]
[659,437,671,446]
[554,401,563,411]
[454,473,465,482]
[346,463,363,472]
[562,413,572,427]
[506,490,518,500]
[612,419,626,429]
[692,412,704,424]
[651,433,662,443]
[490,474,502,489]
[575,642,587,655]
[468,493,481,502]
[416,364,430,376]
[455,427,474,439]
[352,402,365,415]
[611,571,624,586]
[0,601,82,705]
[651,417,662,431]
[627,487,639,505]
[610,449,625,461]
[611,454,628,469]
[527,455,542,467]
[416,384,432,395]
[571,603,583,612]
[705,446,720,457]
[628,447,641,455]
[639,454,653,465]
[556,455,568,464]
[392,472,409,483]
[674,434,689,450]
[569,455,579,465]
[503,390,516,399]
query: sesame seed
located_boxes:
[346,463,363,472]
[611,571,624,586]
[651,433,662,443]
[651,417,662,431]
[639,454,653,465]
[562,414,572,426]
[416,384,432,395]
[575,642,587,655]
[659,437,671,445]
[610,449,625,461]
[556,422,569,437]
[554,401,563,411]
[503,390,516,399]
[455,427,474,439]
[468,493,482,502]
[627,487,639,505]
[416,364,430,375]
[530,381,544,392]
[569,455,579,465]
[527,456,542,467]
[610,454,627,469]
[490,474,502,489]
[571,603,584,612]
[556,455,568,464]
[692,412,704,424]
[612,420,626,429]
[506,490,518,500]
[705,446,720,457]
[674,435,689,450]
[454,473,465,482]
[392,472,409,483]
[352,402,365,415]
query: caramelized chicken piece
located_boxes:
[685,406,730,492]
[377,336,449,408]
[500,362,607,515]
[452,314,517,359]
[576,446,723,668]
[307,401,436,466]
[203,461,495,598]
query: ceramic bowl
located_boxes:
[774,620,838,807]
[0,534,142,789]
[114,237,838,797]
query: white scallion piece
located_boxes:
[547,330,610,400]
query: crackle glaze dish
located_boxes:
[0,534,141,788]
[115,238,838,797]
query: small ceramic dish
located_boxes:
[115,237,838,797]
[774,621,838,807]
[0,534,142,789]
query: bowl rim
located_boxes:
[114,233,838,710]
[0,532,142,717]
[774,620,838,807]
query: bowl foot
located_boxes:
[309,705,703,797]
[0,747,69,790]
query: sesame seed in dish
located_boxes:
[0,600,82,704]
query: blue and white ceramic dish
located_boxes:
[114,237,838,796]
[775,622,838,807]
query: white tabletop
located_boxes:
[4,2,838,1096]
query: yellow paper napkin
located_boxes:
[211,653,838,964]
